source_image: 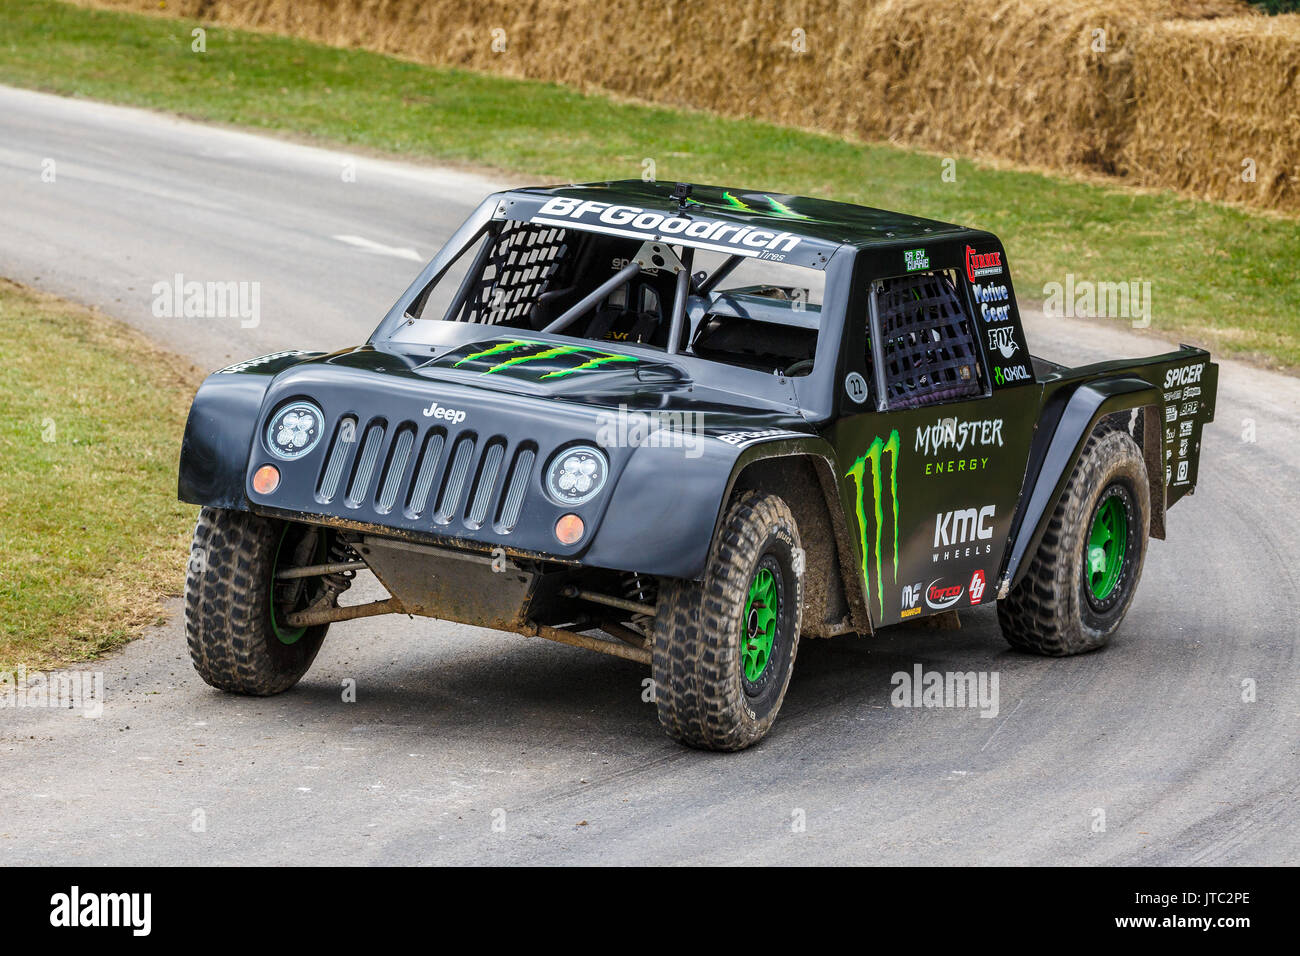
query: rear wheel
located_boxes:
[652,492,803,751]
[185,507,331,695]
[998,427,1149,655]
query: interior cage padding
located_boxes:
[876,272,981,408]
[460,221,568,325]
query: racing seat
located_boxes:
[582,281,666,345]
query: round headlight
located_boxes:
[545,445,608,506]
[265,401,324,460]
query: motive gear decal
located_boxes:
[846,430,900,616]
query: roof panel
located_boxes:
[499,180,971,261]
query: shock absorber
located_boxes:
[622,571,658,637]
[316,535,360,607]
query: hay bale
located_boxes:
[81,0,1296,213]
[1129,15,1300,210]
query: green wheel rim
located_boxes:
[742,566,778,682]
[1086,495,1128,602]
[270,527,308,645]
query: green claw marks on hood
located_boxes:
[686,191,822,222]
[435,338,643,381]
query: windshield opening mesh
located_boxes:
[456,221,569,325]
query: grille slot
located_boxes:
[466,441,506,529]
[435,435,476,524]
[405,430,446,518]
[376,425,415,514]
[346,421,386,508]
[495,447,535,533]
[317,415,358,503]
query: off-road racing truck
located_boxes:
[179,180,1217,750]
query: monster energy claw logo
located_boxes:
[846,430,900,615]
[453,339,638,379]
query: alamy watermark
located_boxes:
[151,273,260,328]
[890,664,999,718]
[1043,275,1151,328]
[1,666,103,718]
[595,404,705,458]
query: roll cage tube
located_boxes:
[543,260,643,334]
[372,194,503,340]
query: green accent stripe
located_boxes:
[484,344,595,374]
[845,429,900,615]
[767,197,811,220]
[721,190,752,212]
[541,354,638,378]
[453,339,539,367]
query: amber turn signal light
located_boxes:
[554,513,585,545]
[252,464,281,495]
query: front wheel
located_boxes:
[652,492,803,751]
[185,507,331,695]
[998,426,1150,655]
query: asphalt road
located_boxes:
[1,86,1296,865]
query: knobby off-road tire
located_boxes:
[652,492,803,751]
[185,507,329,695]
[998,426,1149,656]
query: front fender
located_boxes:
[178,351,322,509]
[584,432,836,580]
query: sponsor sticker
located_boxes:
[925,579,964,611]
[994,364,1031,385]
[846,431,901,618]
[972,281,1011,323]
[1163,363,1205,389]
[532,196,810,262]
[965,245,1004,282]
[969,570,987,606]
[217,350,304,374]
[715,427,798,446]
[900,581,924,618]
[932,505,996,563]
[915,417,1004,455]
[904,248,930,272]
[987,326,1018,359]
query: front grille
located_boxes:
[317,415,358,503]
[313,414,537,536]
[496,447,535,533]
[406,430,446,518]
[436,435,477,524]
[466,441,505,529]
[346,421,386,508]
[376,426,415,514]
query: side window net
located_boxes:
[874,270,982,409]
[456,221,569,325]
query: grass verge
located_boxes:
[1,1,1298,369]
[0,279,201,669]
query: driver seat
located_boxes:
[584,281,665,346]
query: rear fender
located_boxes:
[1000,377,1158,594]
[1001,347,1216,595]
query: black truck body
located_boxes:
[178,181,1217,749]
